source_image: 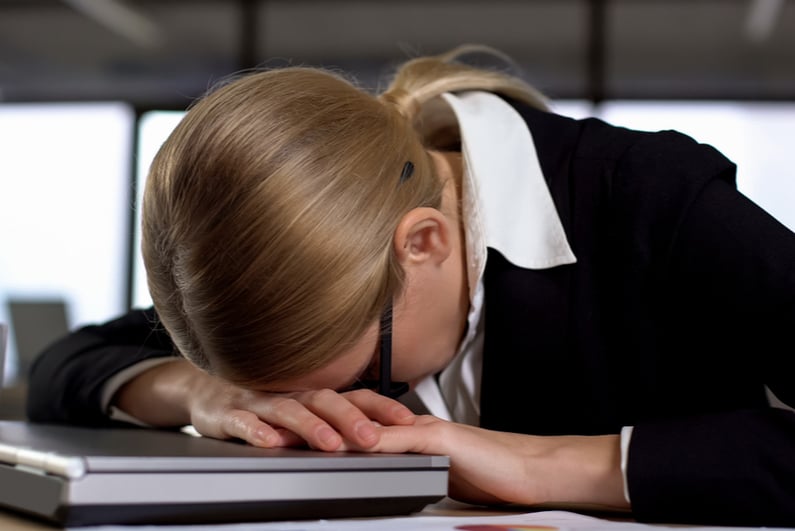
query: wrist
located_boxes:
[538,434,629,509]
[114,358,199,427]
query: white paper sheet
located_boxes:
[72,509,792,531]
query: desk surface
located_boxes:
[0,500,520,530]
[0,506,516,530]
[2,498,789,530]
[0,510,54,531]
[0,501,643,531]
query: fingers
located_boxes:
[255,391,348,450]
[225,389,398,450]
[243,389,415,450]
[190,383,416,452]
[284,389,411,449]
[340,415,447,454]
[196,404,331,449]
[216,409,283,447]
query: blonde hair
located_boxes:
[142,44,547,387]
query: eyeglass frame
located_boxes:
[350,301,409,399]
[349,160,415,399]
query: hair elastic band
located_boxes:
[399,161,414,184]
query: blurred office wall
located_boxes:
[1,0,794,415]
[2,1,794,105]
[0,103,133,385]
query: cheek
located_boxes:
[392,330,443,382]
[391,294,453,381]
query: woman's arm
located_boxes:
[628,407,795,526]
[27,307,415,450]
[26,307,175,425]
[346,416,630,509]
[360,409,795,527]
[622,173,795,526]
[112,359,415,451]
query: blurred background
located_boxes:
[1,0,794,418]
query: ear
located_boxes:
[393,207,453,267]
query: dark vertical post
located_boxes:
[586,0,607,105]
[239,0,259,70]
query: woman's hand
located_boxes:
[113,359,415,451]
[113,362,627,509]
[345,415,630,510]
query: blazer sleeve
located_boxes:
[26,307,178,426]
[625,160,795,526]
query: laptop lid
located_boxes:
[0,421,449,527]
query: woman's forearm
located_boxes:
[536,434,627,508]
[113,358,198,427]
[353,416,630,510]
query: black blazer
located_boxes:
[480,102,795,525]
[27,100,795,526]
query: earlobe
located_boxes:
[394,207,452,266]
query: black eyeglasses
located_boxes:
[350,301,409,399]
[348,161,414,399]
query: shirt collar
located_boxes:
[441,91,576,299]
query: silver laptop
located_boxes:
[0,421,449,527]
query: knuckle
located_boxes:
[223,410,253,438]
[342,388,378,405]
[345,388,373,399]
[269,396,300,415]
[304,388,338,407]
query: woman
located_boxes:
[27,46,795,526]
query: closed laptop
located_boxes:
[0,421,449,527]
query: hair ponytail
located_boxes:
[378,44,548,146]
[378,88,422,121]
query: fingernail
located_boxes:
[356,421,377,443]
[318,426,341,447]
[255,428,276,447]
